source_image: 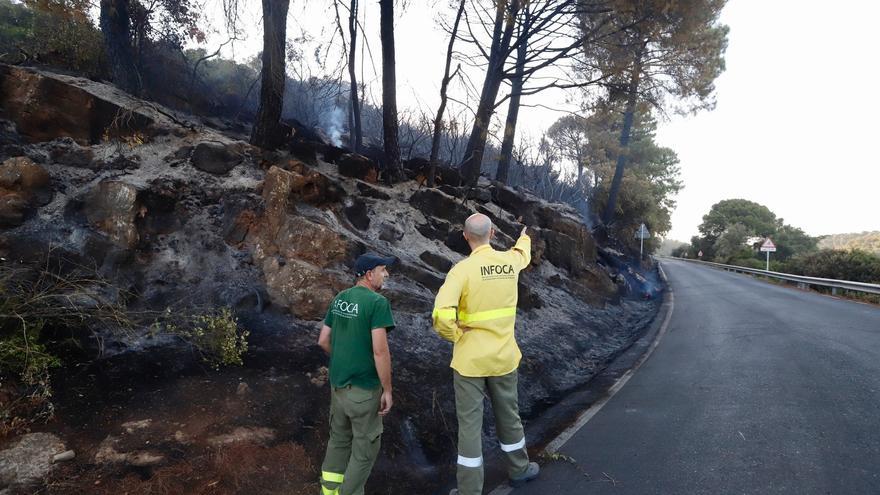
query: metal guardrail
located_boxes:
[666,257,880,296]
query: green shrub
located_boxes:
[162,308,249,369]
[782,249,880,284]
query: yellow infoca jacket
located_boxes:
[432,235,531,377]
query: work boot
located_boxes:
[509,461,540,487]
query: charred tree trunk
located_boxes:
[99,0,140,95]
[460,0,520,187]
[601,53,642,227]
[495,13,529,185]
[380,0,401,184]
[348,0,363,153]
[250,0,290,150]
[429,0,466,187]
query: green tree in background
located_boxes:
[579,0,729,229]
[698,199,777,244]
[772,222,817,261]
[714,223,752,262]
[586,103,683,252]
[688,199,817,264]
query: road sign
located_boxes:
[760,238,777,252]
[760,238,776,270]
[698,250,703,258]
[635,223,650,259]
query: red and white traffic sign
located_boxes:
[760,238,777,252]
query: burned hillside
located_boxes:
[0,64,661,494]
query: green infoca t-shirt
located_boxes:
[323,286,395,390]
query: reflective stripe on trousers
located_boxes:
[321,471,343,494]
[499,437,526,452]
[457,454,483,468]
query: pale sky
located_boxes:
[202,0,880,241]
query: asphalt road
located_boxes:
[511,259,880,495]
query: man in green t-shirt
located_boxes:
[317,253,397,495]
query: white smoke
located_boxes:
[320,106,345,147]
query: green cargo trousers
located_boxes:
[454,370,530,495]
[319,385,383,495]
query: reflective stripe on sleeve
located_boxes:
[458,307,517,324]
[321,486,339,495]
[432,308,458,320]
[499,437,526,452]
[322,471,344,484]
[457,454,483,468]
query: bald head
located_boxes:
[464,213,493,244]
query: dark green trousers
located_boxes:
[319,385,383,495]
[454,370,530,495]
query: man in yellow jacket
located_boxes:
[433,213,539,495]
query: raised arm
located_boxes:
[511,226,531,269]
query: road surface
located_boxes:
[512,259,880,494]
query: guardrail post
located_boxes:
[832,287,838,296]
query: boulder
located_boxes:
[338,153,379,183]
[0,156,52,227]
[96,154,141,171]
[342,197,370,231]
[0,156,51,192]
[271,216,357,268]
[356,180,392,200]
[379,221,404,243]
[0,65,155,145]
[191,141,243,175]
[436,165,464,187]
[48,138,94,168]
[489,183,537,223]
[474,204,520,239]
[262,166,297,238]
[264,162,345,209]
[394,261,446,292]
[291,168,345,206]
[0,192,29,227]
[410,188,472,227]
[415,217,451,243]
[321,144,348,164]
[84,180,140,247]
[419,250,453,273]
[0,432,66,492]
[445,228,470,256]
[262,257,346,320]
[225,209,258,245]
[466,187,492,203]
[289,139,319,166]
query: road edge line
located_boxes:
[542,264,674,454]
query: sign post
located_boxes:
[635,223,650,259]
[760,238,777,270]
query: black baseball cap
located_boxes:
[355,253,397,277]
